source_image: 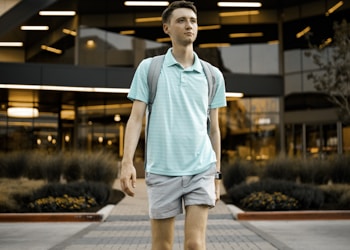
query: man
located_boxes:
[120,1,226,249]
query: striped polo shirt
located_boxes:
[128,48,226,176]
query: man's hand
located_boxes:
[120,163,137,197]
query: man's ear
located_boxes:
[163,23,169,34]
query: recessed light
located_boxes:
[218,2,262,8]
[39,11,76,16]
[124,1,169,6]
[21,26,49,31]
[0,42,23,47]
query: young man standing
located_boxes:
[120,1,227,249]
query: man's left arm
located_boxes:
[209,108,221,202]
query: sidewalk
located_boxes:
[50,179,284,250]
[1,179,350,250]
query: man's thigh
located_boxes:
[151,217,176,250]
[184,205,209,245]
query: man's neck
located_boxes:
[171,45,194,68]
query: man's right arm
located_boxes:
[120,100,147,196]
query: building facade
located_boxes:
[0,0,349,165]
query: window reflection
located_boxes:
[221,97,280,164]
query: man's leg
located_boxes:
[151,217,176,250]
[184,205,209,250]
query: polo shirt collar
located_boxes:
[164,48,201,72]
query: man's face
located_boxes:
[163,8,198,46]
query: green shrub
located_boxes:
[43,153,64,182]
[240,191,300,211]
[319,184,350,209]
[63,154,82,182]
[329,155,350,183]
[0,151,29,178]
[25,151,46,180]
[222,160,254,190]
[339,190,350,209]
[28,194,97,212]
[81,151,118,187]
[19,181,111,212]
[262,156,302,182]
[0,193,20,212]
[227,179,324,210]
[299,158,332,184]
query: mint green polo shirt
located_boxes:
[128,48,226,176]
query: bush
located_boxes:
[299,158,332,184]
[0,151,29,178]
[19,181,111,212]
[227,179,324,210]
[319,184,350,209]
[25,151,46,180]
[63,154,82,182]
[81,151,118,187]
[222,160,254,190]
[240,191,300,211]
[43,153,64,182]
[339,190,350,209]
[262,156,302,182]
[329,155,350,183]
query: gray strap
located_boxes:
[200,59,217,134]
[147,55,165,113]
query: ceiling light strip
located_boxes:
[135,16,162,23]
[218,2,262,8]
[124,1,169,6]
[229,32,263,38]
[198,25,221,31]
[0,84,130,94]
[226,92,244,98]
[7,107,39,118]
[62,28,77,36]
[21,26,49,31]
[0,84,241,97]
[199,43,231,48]
[326,1,343,16]
[296,26,311,38]
[41,45,62,54]
[0,42,23,47]
[219,10,260,17]
[39,11,76,16]
[120,30,135,35]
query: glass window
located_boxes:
[221,97,280,163]
[251,44,279,75]
[220,45,250,73]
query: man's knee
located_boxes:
[185,238,205,250]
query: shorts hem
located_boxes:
[149,209,181,220]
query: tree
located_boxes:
[305,20,350,123]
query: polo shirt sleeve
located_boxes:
[210,67,227,109]
[127,58,152,104]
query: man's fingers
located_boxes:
[120,178,135,197]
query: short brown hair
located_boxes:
[161,1,197,24]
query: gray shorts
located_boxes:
[145,165,216,219]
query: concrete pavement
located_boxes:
[0,179,350,250]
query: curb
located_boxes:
[0,204,116,223]
[0,213,102,222]
[227,205,350,220]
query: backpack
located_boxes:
[147,54,217,134]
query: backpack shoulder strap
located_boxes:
[147,55,165,113]
[199,59,216,106]
[200,59,217,134]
